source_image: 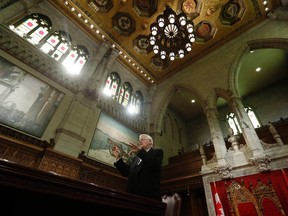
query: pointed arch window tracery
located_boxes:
[103,72,120,100]
[9,13,88,75]
[227,106,261,134]
[40,31,71,61]
[118,82,132,107]
[9,13,51,45]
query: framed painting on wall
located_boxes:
[0,56,64,137]
[88,112,139,166]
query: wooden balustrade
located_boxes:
[0,118,287,215]
[160,118,288,192]
[0,126,165,215]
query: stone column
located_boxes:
[81,44,115,99]
[230,96,272,172]
[227,127,240,152]
[227,127,247,166]
[268,122,284,146]
[205,107,232,179]
[230,96,264,158]
[0,0,42,24]
[146,84,157,131]
[86,42,110,80]
[54,94,100,158]
[97,49,119,84]
[205,107,227,166]
[199,145,207,165]
[81,42,110,93]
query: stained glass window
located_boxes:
[9,13,51,45]
[103,72,120,99]
[118,82,132,107]
[41,31,71,61]
[62,46,88,75]
[129,90,143,115]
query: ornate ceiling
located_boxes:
[50,0,280,86]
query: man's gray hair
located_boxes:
[139,134,153,146]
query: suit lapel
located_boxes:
[131,156,142,173]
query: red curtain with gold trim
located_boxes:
[210,169,288,216]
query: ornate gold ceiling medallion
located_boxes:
[133,35,152,55]
[59,0,155,85]
[133,0,158,17]
[54,0,279,85]
[150,55,169,71]
[88,0,113,13]
[219,0,245,25]
[194,20,216,43]
[177,0,202,20]
[112,12,136,36]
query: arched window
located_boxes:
[227,106,260,134]
[9,14,88,75]
[40,31,71,61]
[245,106,261,128]
[103,74,144,115]
[117,82,132,107]
[62,45,89,75]
[227,112,241,135]
[128,90,143,115]
[103,72,120,100]
[9,13,52,45]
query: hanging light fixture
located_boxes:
[149,5,195,61]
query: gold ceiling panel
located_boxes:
[50,0,279,86]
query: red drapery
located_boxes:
[262,197,283,216]
[210,168,288,216]
[238,202,258,216]
[281,169,288,188]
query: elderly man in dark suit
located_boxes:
[112,134,164,200]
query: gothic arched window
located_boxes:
[128,90,143,115]
[227,106,261,134]
[62,45,89,75]
[9,13,52,45]
[117,82,132,107]
[245,106,261,128]
[40,31,71,61]
[103,72,120,100]
[9,14,88,75]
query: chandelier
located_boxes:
[149,5,195,61]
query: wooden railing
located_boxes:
[0,125,127,192]
[0,118,287,214]
[160,118,288,193]
[0,127,165,214]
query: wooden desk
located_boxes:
[0,159,166,215]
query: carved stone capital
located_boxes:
[214,163,233,179]
[249,155,271,173]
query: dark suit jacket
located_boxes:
[114,148,164,200]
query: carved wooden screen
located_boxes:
[251,179,285,216]
[226,181,261,216]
